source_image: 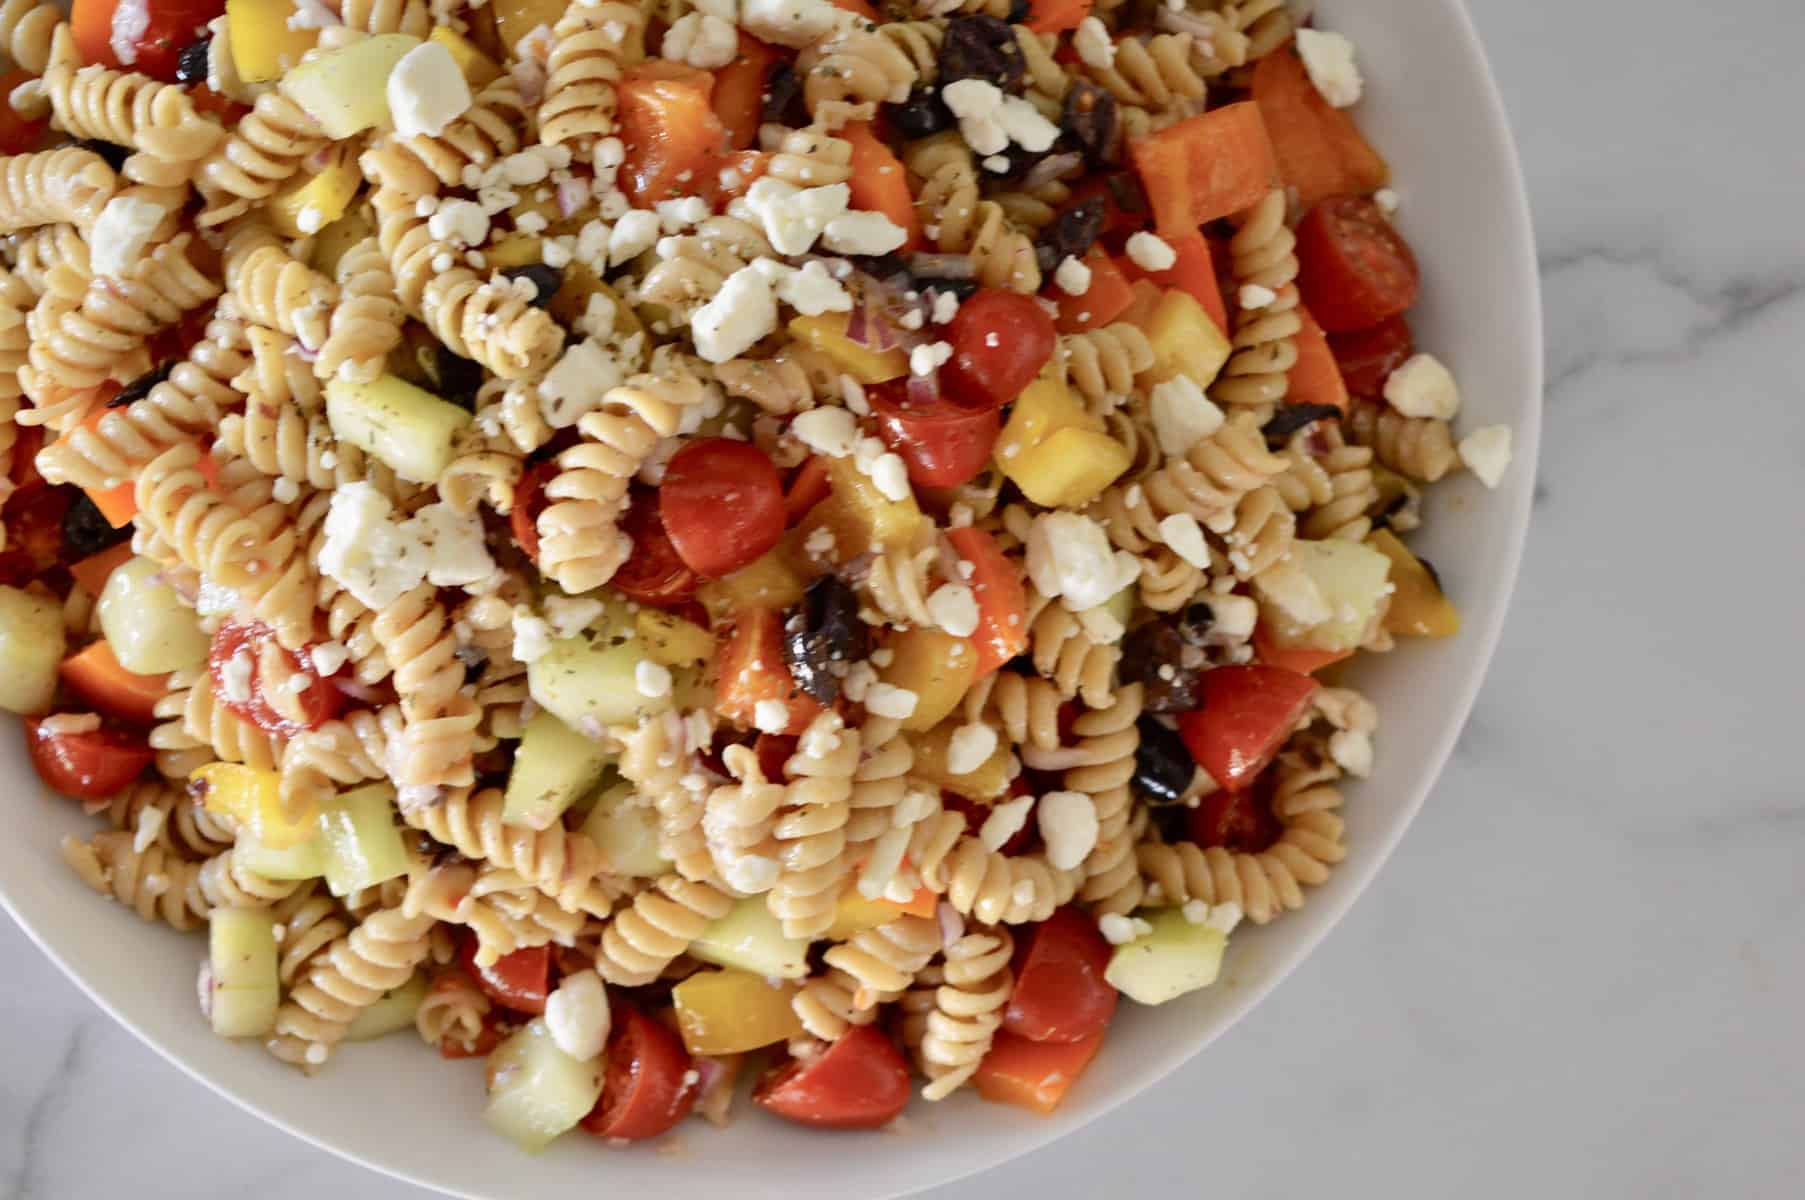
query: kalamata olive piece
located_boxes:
[762,62,804,126]
[885,88,953,139]
[501,263,563,309]
[1177,601,1214,644]
[1119,621,1205,713]
[938,16,1025,92]
[782,575,868,705]
[175,37,211,84]
[108,362,173,408]
[425,344,485,410]
[1133,716,1193,806]
[68,137,130,170]
[1035,195,1105,275]
[61,490,129,559]
[1005,0,1031,21]
[1061,82,1119,167]
[1262,403,1344,441]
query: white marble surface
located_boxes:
[8,2,1805,1196]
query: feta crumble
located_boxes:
[926,583,979,638]
[1149,374,1225,456]
[1037,790,1099,870]
[946,722,998,775]
[1457,424,1513,488]
[978,795,1034,852]
[1296,28,1363,108]
[1125,231,1177,272]
[1054,255,1093,296]
[863,683,918,720]
[1383,353,1461,420]
[544,971,611,1061]
[388,42,473,139]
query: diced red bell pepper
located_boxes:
[1286,304,1350,412]
[1117,230,1227,334]
[1250,45,1389,212]
[59,641,168,726]
[945,527,1027,677]
[1052,247,1135,333]
[1177,665,1319,791]
[843,121,921,252]
[711,34,781,151]
[1128,103,1278,236]
[715,608,824,735]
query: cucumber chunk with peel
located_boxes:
[578,783,670,878]
[97,557,209,675]
[527,634,673,732]
[325,373,472,484]
[484,1018,605,1152]
[690,896,810,980]
[346,971,429,1041]
[0,585,65,715]
[502,710,614,831]
[1104,908,1230,1006]
[318,783,410,897]
[206,908,281,1038]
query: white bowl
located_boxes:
[0,1,1539,1195]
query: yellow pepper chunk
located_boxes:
[995,375,1096,465]
[191,762,318,849]
[308,208,376,276]
[909,721,1011,800]
[1137,288,1232,387]
[483,232,544,271]
[492,0,572,57]
[227,0,318,83]
[795,453,928,562]
[697,545,808,625]
[636,608,715,668]
[429,26,502,87]
[1368,528,1461,638]
[1005,427,1133,508]
[878,628,978,732]
[825,890,910,941]
[672,969,804,1056]
[788,313,908,383]
[267,144,361,239]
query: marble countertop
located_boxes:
[7,1,1804,1197]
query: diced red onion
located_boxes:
[511,58,547,108]
[906,370,938,406]
[556,175,588,218]
[691,1055,727,1099]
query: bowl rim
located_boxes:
[0,0,1541,1194]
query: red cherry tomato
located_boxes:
[611,486,702,606]
[868,379,1001,488]
[26,718,154,800]
[581,1004,699,1140]
[8,424,44,489]
[509,457,559,561]
[207,622,345,739]
[71,0,225,82]
[1327,315,1414,399]
[753,732,799,783]
[753,1024,912,1130]
[1004,906,1118,1043]
[1294,196,1421,333]
[438,1015,503,1060]
[940,289,1057,411]
[1176,665,1320,791]
[0,68,46,154]
[658,438,785,579]
[1188,786,1280,853]
[459,935,553,1016]
[0,483,70,588]
[783,455,832,525]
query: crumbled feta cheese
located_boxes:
[404,502,496,588]
[543,595,604,639]
[1099,912,1154,946]
[295,205,326,235]
[740,0,846,47]
[421,196,489,248]
[655,195,712,233]
[270,476,300,504]
[791,406,859,459]
[1182,898,1209,925]
[1073,16,1115,69]
[538,336,632,425]
[662,11,738,68]
[1024,511,1139,612]
[941,78,1008,156]
[544,971,611,1060]
[511,608,553,662]
[994,93,1059,152]
[1383,353,1461,420]
[90,195,167,277]
[132,803,166,854]
[635,659,674,698]
[1054,255,1092,296]
[1238,283,1277,309]
[691,264,778,363]
[1157,513,1211,569]
[1037,790,1098,870]
[1374,187,1400,214]
[316,482,428,610]
[1125,231,1177,272]
[866,450,910,501]
[195,580,239,618]
[926,583,979,638]
[931,290,960,324]
[1328,728,1373,778]
[388,42,473,138]
[818,211,905,259]
[753,699,790,733]
[219,649,253,703]
[607,209,662,264]
[946,722,998,775]
[863,683,917,720]
[981,154,1011,173]
[909,341,952,377]
[1206,901,1243,935]
[978,795,1034,852]
[841,660,877,702]
[1149,374,1225,455]
[1296,28,1363,108]
[1457,424,1513,488]
[308,640,349,677]
[541,235,575,268]
[719,852,780,894]
[1209,593,1259,640]
[769,259,852,316]
[742,178,850,256]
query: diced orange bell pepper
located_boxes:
[58,641,168,725]
[713,149,770,208]
[1287,304,1350,412]
[618,64,728,206]
[1251,621,1353,675]
[1118,230,1227,334]
[973,1029,1107,1114]
[1128,102,1279,236]
[69,541,135,596]
[843,121,921,252]
[712,34,781,151]
[1053,247,1135,333]
[1024,0,1092,33]
[945,526,1027,677]
[715,607,825,735]
[86,480,137,527]
[784,456,832,525]
[1251,45,1389,212]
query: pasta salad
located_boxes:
[0,0,1516,1147]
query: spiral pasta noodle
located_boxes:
[1059,324,1156,407]
[763,125,854,188]
[921,834,1079,926]
[766,712,859,939]
[793,913,940,1040]
[903,927,1013,1100]
[906,133,1040,294]
[1346,402,1460,483]
[43,65,223,170]
[402,786,619,918]
[801,28,920,114]
[702,742,786,894]
[150,666,283,776]
[195,91,329,226]
[594,873,733,986]
[712,341,839,415]
[1092,409,1288,555]
[62,834,298,930]
[85,779,236,860]
[416,967,492,1054]
[1023,587,1119,709]
[1210,188,1301,410]
[618,709,718,884]
[0,148,114,231]
[223,220,338,350]
[637,216,774,315]
[0,0,63,74]
[372,584,479,790]
[1049,685,1148,914]
[1275,426,1381,541]
[1084,32,1207,110]
[959,668,1064,752]
[313,235,405,385]
[362,77,529,207]
[537,0,645,148]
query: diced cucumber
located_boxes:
[527,634,671,732]
[234,831,328,881]
[1261,539,1395,653]
[96,557,208,675]
[345,970,429,1041]
[325,373,472,484]
[578,783,670,878]
[318,783,410,897]
[207,908,281,1037]
[1104,908,1229,1006]
[691,896,809,981]
[278,34,421,138]
[483,1018,605,1153]
[502,710,615,831]
[0,585,65,714]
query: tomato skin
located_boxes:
[509,456,558,561]
[714,607,823,735]
[0,483,70,587]
[1176,665,1320,791]
[868,380,1000,489]
[1295,197,1421,333]
[783,455,832,525]
[581,1004,699,1140]
[0,68,46,153]
[207,623,345,738]
[944,526,1027,676]
[659,438,786,579]
[1328,315,1414,399]
[753,1024,911,1130]
[1004,906,1117,1044]
[73,0,226,82]
[940,290,1057,411]
[611,487,702,606]
[1188,787,1280,853]
[459,935,553,1016]
[26,719,155,800]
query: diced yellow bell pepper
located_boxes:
[308,208,376,276]
[227,0,319,83]
[825,889,910,941]
[697,546,808,625]
[795,453,927,563]
[484,232,543,271]
[636,608,714,668]
[788,313,908,383]
[1138,289,1232,387]
[909,720,1011,800]
[429,26,502,87]
[995,375,1097,467]
[1368,528,1460,638]
[493,0,571,57]
[672,969,804,1056]
[267,144,362,239]
[879,628,978,733]
[190,762,319,849]
[1005,427,1133,508]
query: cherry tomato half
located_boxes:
[659,438,786,579]
[753,1024,912,1130]
[509,457,558,562]
[1294,196,1421,333]
[0,483,71,588]
[26,718,154,800]
[1188,786,1280,853]
[1176,665,1320,791]
[207,622,345,739]
[459,935,553,1016]
[0,68,46,154]
[612,486,702,606]
[581,1004,698,1140]
[1327,314,1414,399]
[1004,906,1118,1044]
[72,0,225,82]
[868,379,1001,489]
[940,289,1057,411]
